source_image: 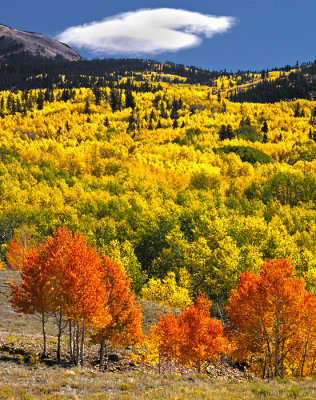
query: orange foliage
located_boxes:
[9,247,53,315]
[6,225,36,271]
[9,227,112,363]
[101,256,143,346]
[155,312,181,373]
[226,259,316,378]
[149,294,228,372]
[178,294,228,371]
[94,256,143,369]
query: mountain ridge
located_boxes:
[0,23,83,62]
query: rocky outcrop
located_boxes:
[0,23,82,61]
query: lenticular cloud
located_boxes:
[56,8,236,55]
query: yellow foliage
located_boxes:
[141,272,191,309]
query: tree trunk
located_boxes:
[170,350,173,374]
[41,313,47,358]
[99,339,106,370]
[197,358,201,373]
[310,348,316,376]
[274,309,280,377]
[106,341,109,369]
[262,355,267,379]
[75,324,80,366]
[57,309,63,363]
[69,320,74,363]
[266,339,274,379]
[80,321,85,366]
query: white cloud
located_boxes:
[56,8,236,55]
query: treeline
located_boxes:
[0,53,282,92]
[0,54,222,91]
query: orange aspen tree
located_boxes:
[226,259,316,378]
[61,233,111,366]
[154,312,182,374]
[9,247,54,357]
[42,227,110,365]
[93,256,143,370]
[178,294,228,372]
[40,226,75,362]
[10,227,112,365]
[147,295,227,373]
[290,291,316,377]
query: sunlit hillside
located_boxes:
[0,62,315,390]
[0,67,315,303]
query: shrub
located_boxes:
[215,146,272,164]
[236,125,263,142]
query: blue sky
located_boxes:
[2,0,315,71]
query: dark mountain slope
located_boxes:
[230,62,316,103]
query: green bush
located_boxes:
[236,125,263,142]
[190,172,220,190]
[215,146,272,164]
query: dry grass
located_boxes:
[0,363,315,400]
[1,267,315,400]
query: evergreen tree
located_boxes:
[84,100,91,115]
[0,97,4,117]
[110,88,122,111]
[261,121,268,133]
[294,103,301,117]
[219,124,227,141]
[37,91,44,110]
[308,129,313,140]
[226,124,235,140]
[93,87,102,106]
[125,89,136,109]
[127,111,136,132]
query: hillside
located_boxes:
[0,58,315,386]
[230,62,316,103]
[0,23,82,62]
[0,67,315,301]
[1,54,315,101]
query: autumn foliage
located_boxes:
[178,295,228,371]
[9,227,143,366]
[93,256,144,369]
[226,259,316,378]
[0,60,315,380]
[146,294,228,373]
[8,230,316,378]
[6,225,38,271]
